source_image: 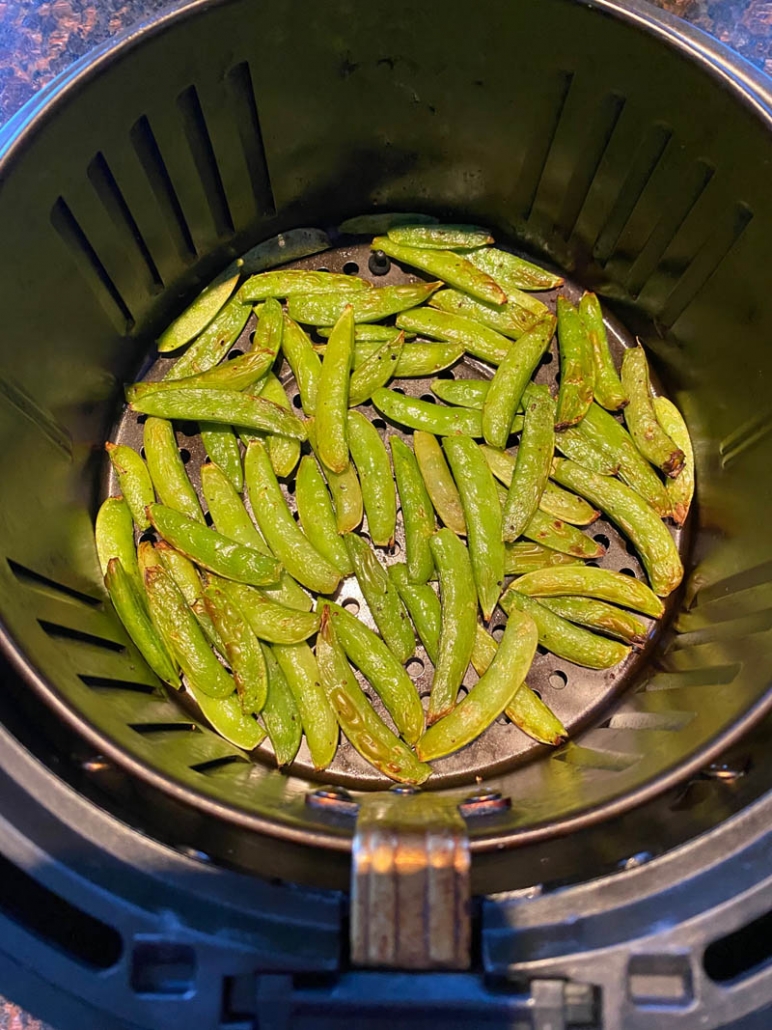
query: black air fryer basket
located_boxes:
[3,0,772,1026]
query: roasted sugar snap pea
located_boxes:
[143,417,204,524]
[371,237,506,306]
[203,582,268,715]
[622,347,684,477]
[306,419,363,534]
[348,332,405,407]
[129,339,275,400]
[226,227,332,278]
[431,378,493,409]
[372,388,483,437]
[502,385,555,542]
[339,341,463,379]
[554,422,620,476]
[579,292,627,411]
[200,423,243,492]
[189,687,266,750]
[413,430,467,535]
[281,313,322,416]
[555,296,595,430]
[254,372,301,479]
[344,533,415,663]
[397,307,513,365]
[524,509,605,560]
[390,436,436,583]
[272,642,338,770]
[155,543,225,655]
[387,564,441,662]
[480,445,598,525]
[505,687,567,746]
[319,324,416,342]
[288,282,441,326]
[295,455,354,577]
[105,443,155,531]
[483,319,557,448]
[429,287,544,340]
[163,298,251,381]
[347,411,397,548]
[539,596,649,646]
[222,580,320,644]
[260,643,302,767]
[157,269,241,353]
[238,268,371,303]
[505,541,583,575]
[315,305,354,474]
[96,496,142,592]
[466,247,563,292]
[387,223,494,249]
[512,565,664,618]
[132,388,307,440]
[653,396,694,526]
[339,212,438,234]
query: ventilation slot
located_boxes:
[513,71,574,222]
[696,560,772,607]
[79,674,158,695]
[177,85,234,237]
[720,407,772,469]
[190,755,249,775]
[605,709,694,732]
[131,722,200,735]
[226,61,276,216]
[50,197,133,331]
[552,743,639,772]
[0,375,72,457]
[672,608,772,649]
[704,908,772,983]
[38,621,125,653]
[8,559,101,607]
[87,151,163,292]
[645,664,741,691]
[130,115,196,261]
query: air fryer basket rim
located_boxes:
[2,0,772,858]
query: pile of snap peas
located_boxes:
[94,215,693,785]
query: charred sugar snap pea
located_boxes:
[222,580,320,644]
[388,564,441,661]
[653,396,694,526]
[260,643,302,767]
[272,642,338,770]
[203,582,268,715]
[539,596,649,646]
[390,437,436,583]
[505,687,567,746]
[371,236,506,306]
[466,247,564,292]
[281,313,322,416]
[372,388,483,437]
[163,298,251,381]
[347,412,397,548]
[200,423,243,492]
[579,292,627,411]
[505,541,583,575]
[143,417,204,524]
[253,372,301,479]
[480,445,599,525]
[132,388,307,440]
[622,348,684,477]
[502,385,555,542]
[338,212,438,235]
[315,305,354,474]
[386,223,494,250]
[523,509,605,560]
[306,419,363,534]
[96,496,142,592]
[397,308,513,365]
[157,269,241,353]
[512,565,664,618]
[238,268,371,303]
[129,336,276,400]
[105,443,155,531]
[429,287,544,340]
[483,320,557,448]
[555,296,595,430]
[554,422,620,476]
[295,455,354,577]
[344,533,415,662]
[288,282,440,326]
[413,430,467,535]
[348,332,405,407]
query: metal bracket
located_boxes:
[351,792,471,969]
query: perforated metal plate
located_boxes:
[107,241,687,790]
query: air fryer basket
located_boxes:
[2,0,772,892]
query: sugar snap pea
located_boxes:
[348,332,405,407]
[341,340,463,379]
[427,529,477,724]
[203,582,268,715]
[579,292,627,411]
[347,411,396,547]
[431,378,493,409]
[226,227,331,277]
[96,496,142,592]
[512,565,664,618]
[523,509,605,560]
[137,540,162,577]
[551,458,683,596]
[318,324,416,343]
[372,388,483,437]
[222,580,320,644]
[189,686,266,750]
[443,437,504,620]
[653,396,694,526]
[260,643,302,766]
[539,596,649,646]
[143,417,204,523]
[417,606,538,761]
[155,542,225,655]
[339,212,438,234]
[295,455,353,577]
[244,441,341,594]
[157,269,240,353]
[344,533,414,662]
[505,541,583,575]
[105,443,155,531]
[238,268,371,303]
[164,298,251,381]
[306,419,363,534]
[483,321,556,449]
[499,587,630,669]
[133,389,307,440]
[317,608,431,784]
[502,385,555,541]
[390,437,436,583]
[371,236,505,306]
[466,247,564,292]
[555,296,595,430]
[622,348,684,477]
[413,430,467,535]
[505,687,567,746]
[554,423,620,476]
[281,313,322,416]
[429,288,543,340]
[148,503,282,586]
[288,282,440,326]
[387,224,494,249]
[271,642,338,770]
[104,558,180,687]
[200,423,243,492]
[316,305,354,474]
[255,373,301,478]
[397,308,512,365]
[388,564,441,662]
[129,339,276,400]
[480,445,598,525]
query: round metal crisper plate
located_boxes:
[107,240,688,791]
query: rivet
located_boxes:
[306,785,360,816]
[459,789,511,818]
[390,784,419,795]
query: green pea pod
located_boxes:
[325,602,424,745]
[443,437,504,620]
[148,503,282,586]
[387,224,493,250]
[96,497,142,592]
[413,431,467,535]
[344,341,464,378]
[523,508,605,560]
[431,378,492,409]
[203,583,268,715]
[466,247,564,292]
[143,417,204,523]
[190,688,266,750]
[281,313,322,415]
[238,268,371,303]
[227,227,331,277]
[129,341,275,401]
[104,558,180,687]
[257,373,301,478]
[319,324,417,342]
[200,423,243,492]
[316,305,354,473]
[347,412,396,547]
[344,534,415,663]
[372,236,505,306]
[339,212,438,234]
[539,596,649,646]
[157,270,241,353]
[155,543,225,655]
[244,441,341,594]
[348,333,405,407]
[260,643,302,767]
[427,529,477,724]
[388,564,441,662]
[512,565,664,618]
[505,541,583,575]
[295,455,353,576]
[555,296,595,430]
[317,607,432,785]
[505,688,567,746]
[502,385,555,541]
[306,419,363,534]
[163,298,251,381]
[271,642,338,770]
[199,462,311,612]
[499,587,630,669]
[143,564,235,698]
[482,317,557,448]
[390,437,436,583]
[105,443,155,531]
[471,624,497,677]
[397,308,512,365]
[418,606,538,760]
[554,423,620,477]
[551,458,683,596]
[288,282,441,326]
[653,397,694,526]
[621,348,684,477]
[372,388,483,437]
[429,288,541,340]
[480,445,598,525]
[132,389,307,440]
[578,292,627,411]
[137,540,162,577]
[222,580,319,644]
